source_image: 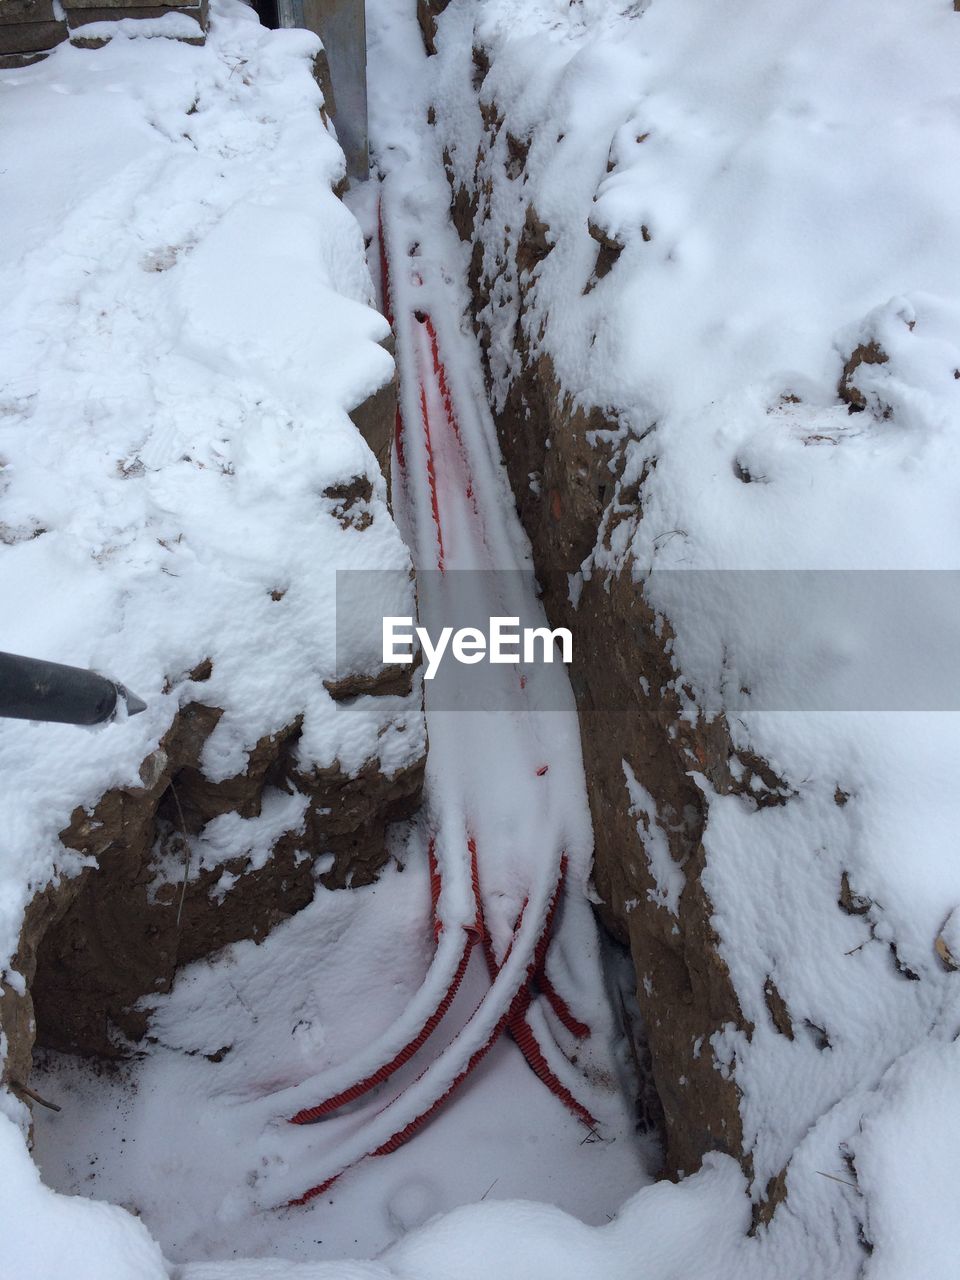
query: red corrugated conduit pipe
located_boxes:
[281,193,598,1205]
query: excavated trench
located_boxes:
[11,184,660,1257]
[9,9,939,1272]
[16,181,661,1259]
[3,0,775,1250]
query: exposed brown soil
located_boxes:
[417,0,451,56]
[348,335,397,499]
[25,698,423,1063]
[838,339,889,413]
[1,373,424,1098]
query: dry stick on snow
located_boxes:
[10,1079,62,1112]
[816,1170,860,1192]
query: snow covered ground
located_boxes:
[30,842,649,1265]
[6,0,960,1277]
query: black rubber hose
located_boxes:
[0,651,146,726]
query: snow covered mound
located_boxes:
[0,0,423,1209]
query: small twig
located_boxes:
[816,1170,858,1190]
[479,1177,499,1201]
[10,1079,61,1112]
[167,780,191,929]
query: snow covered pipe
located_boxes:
[380,191,598,1124]
[395,285,601,1131]
[289,841,482,1123]
[280,196,599,1205]
[287,861,559,1206]
[0,650,146,725]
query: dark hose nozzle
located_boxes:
[0,650,147,726]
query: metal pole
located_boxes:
[0,651,146,726]
[293,0,369,182]
[276,0,304,27]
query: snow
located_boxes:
[854,1037,960,1280]
[164,1150,745,1280]
[69,12,206,44]
[0,1,435,1272]
[0,1108,170,1280]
